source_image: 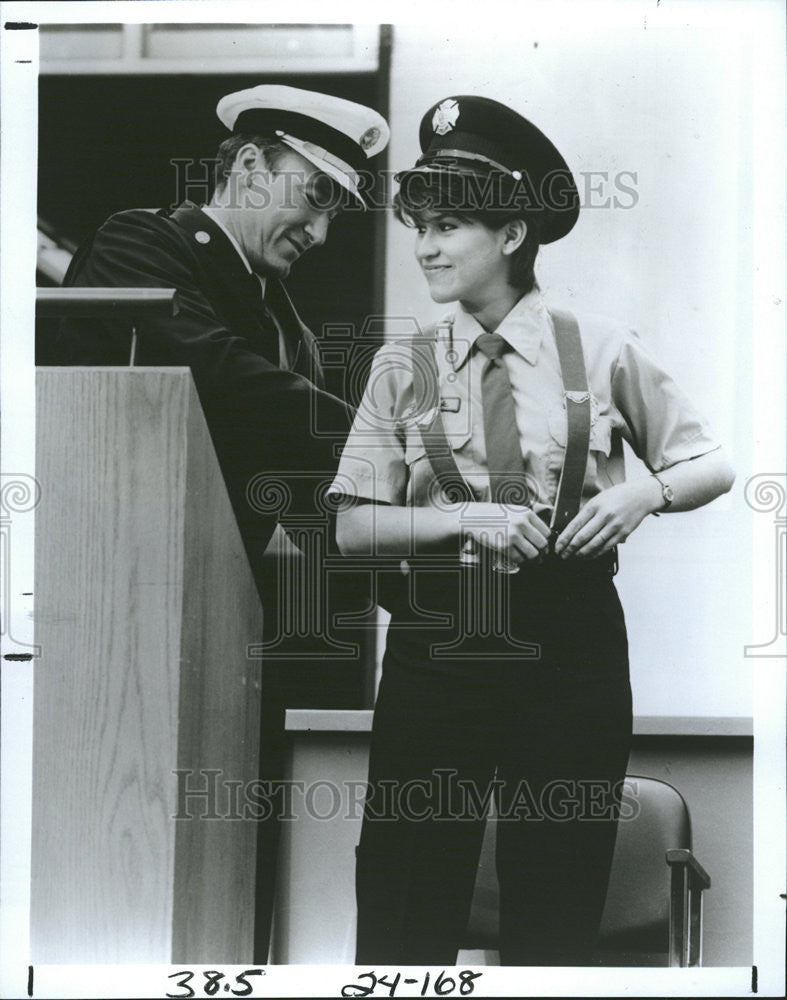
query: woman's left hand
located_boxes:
[554,479,661,559]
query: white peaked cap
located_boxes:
[216,84,389,207]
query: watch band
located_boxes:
[652,472,674,511]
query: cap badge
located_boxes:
[360,126,380,151]
[432,99,460,136]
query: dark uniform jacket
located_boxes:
[57,201,353,586]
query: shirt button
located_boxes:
[195,230,211,244]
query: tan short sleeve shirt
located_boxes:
[330,291,720,512]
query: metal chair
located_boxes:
[462,774,711,966]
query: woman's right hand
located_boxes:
[460,503,551,565]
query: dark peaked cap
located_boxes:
[397,95,579,243]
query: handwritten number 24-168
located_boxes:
[342,970,483,997]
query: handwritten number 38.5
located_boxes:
[167,969,264,997]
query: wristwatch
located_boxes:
[652,473,674,512]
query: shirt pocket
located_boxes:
[404,416,474,506]
[547,401,613,497]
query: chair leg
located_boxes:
[667,849,710,967]
[688,884,703,967]
[668,864,689,967]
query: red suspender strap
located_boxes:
[549,308,592,539]
[411,328,476,504]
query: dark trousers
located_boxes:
[355,563,633,966]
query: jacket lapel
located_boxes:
[164,202,280,363]
[164,202,324,386]
[264,279,325,387]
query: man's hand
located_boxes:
[554,479,662,559]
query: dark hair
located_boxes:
[214,134,290,191]
[393,171,543,294]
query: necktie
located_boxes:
[475,332,525,503]
[257,281,293,370]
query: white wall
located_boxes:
[384,13,760,717]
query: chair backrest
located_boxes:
[464,774,692,955]
[598,775,691,950]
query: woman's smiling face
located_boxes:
[413,212,514,310]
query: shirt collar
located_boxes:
[201,205,266,297]
[448,288,548,369]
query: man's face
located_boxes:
[227,146,341,278]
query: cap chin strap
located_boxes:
[416,149,519,177]
[275,131,361,199]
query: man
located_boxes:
[55,84,389,961]
[57,84,390,589]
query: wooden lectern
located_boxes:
[32,367,263,963]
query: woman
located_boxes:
[330,95,734,966]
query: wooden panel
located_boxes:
[272,734,367,964]
[284,709,754,737]
[32,368,262,963]
[172,374,262,962]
